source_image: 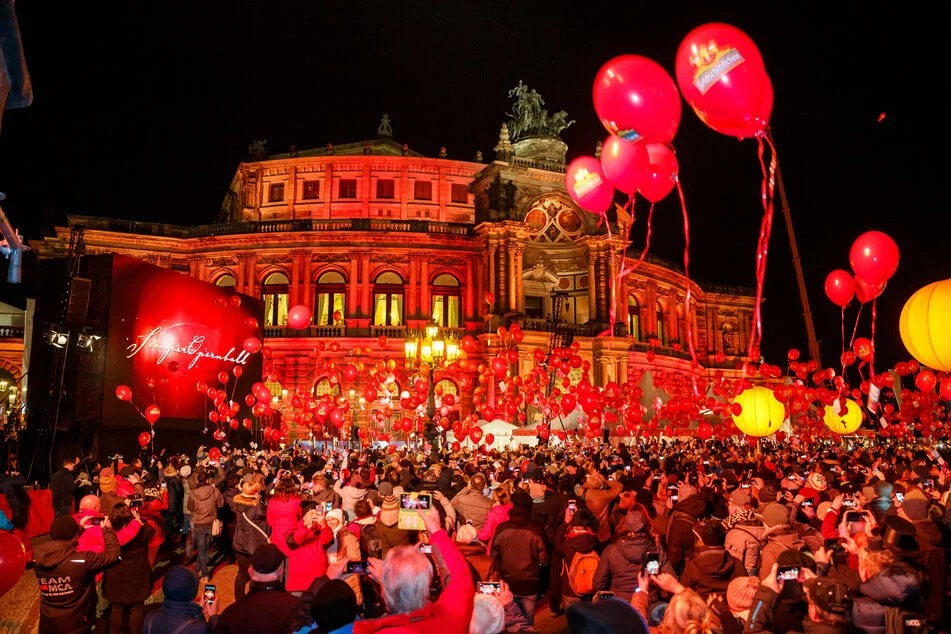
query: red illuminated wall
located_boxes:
[101,255,263,430]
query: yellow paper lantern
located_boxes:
[899,279,951,371]
[822,398,863,434]
[731,386,785,437]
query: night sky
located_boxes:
[1,2,946,371]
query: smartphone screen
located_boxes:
[477,581,500,594]
[418,543,432,554]
[846,511,863,523]
[801,499,813,507]
[416,493,431,510]
[203,584,216,604]
[671,494,678,502]
[325,501,334,512]
[567,499,577,514]
[777,566,799,582]
[129,498,143,508]
[346,560,368,574]
[841,497,855,508]
[895,492,904,503]
[645,552,660,575]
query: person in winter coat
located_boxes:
[285,505,333,593]
[310,473,342,510]
[758,502,809,581]
[490,491,548,626]
[103,504,156,633]
[363,494,415,559]
[266,472,302,557]
[747,567,859,634]
[353,505,474,634]
[555,507,599,607]
[51,456,80,517]
[97,468,126,517]
[186,466,224,581]
[334,471,370,520]
[214,543,300,634]
[229,472,269,600]
[142,565,219,633]
[850,547,924,634]
[325,507,362,563]
[579,469,623,545]
[162,464,185,539]
[34,515,120,634]
[347,499,376,543]
[665,486,707,576]
[593,507,658,597]
[724,488,766,575]
[451,473,493,530]
[680,519,745,597]
[477,484,512,555]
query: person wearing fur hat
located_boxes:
[579,467,623,546]
[34,514,120,633]
[102,503,156,634]
[162,463,185,540]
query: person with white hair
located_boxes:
[354,505,473,633]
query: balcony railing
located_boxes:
[69,216,474,239]
[0,325,24,339]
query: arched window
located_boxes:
[373,271,404,326]
[313,377,340,398]
[655,300,666,345]
[430,273,461,328]
[315,270,347,325]
[215,273,237,287]
[262,272,290,327]
[627,294,641,341]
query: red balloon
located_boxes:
[566,155,615,214]
[0,531,27,599]
[916,370,937,393]
[243,337,262,354]
[484,432,495,446]
[675,23,772,139]
[217,371,229,385]
[853,337,873,361]
[849,231,900,287]
[144,404,161,425]
[232,366,243,378]
[114,385,132,402]
[469,427,483,443]
[332,310,343,323]
[854,276,886,304]
[167,360,179,373]
[208,447,221,462]
[377,335,388,348]
[939,378,951,401]
[329,407,346,428]
[138,431,151,447]
[287,304,312,329]
[637,143,678,203]
[483,292,495,306]
[697,421,713,440]
[824,270,854,307]
[593,54,681,144]
[600,134,650,194]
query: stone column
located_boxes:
[487,240,497,312]
[236,255,246,293]
[290,251,303,306]
[245,254,258,297]
[301,255,312,311]
[349,255,360,315]
[496,239,506,313]
[514,242,525,314]
[287,165,297,217]
[420,257,431,321]
[506,239,519,312]
[465,258,474,320]
[408,255,420,319]
[587,251,598,322]
[360,253,372,317]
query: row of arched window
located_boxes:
[627,295,686,345]
[215,270,463,328]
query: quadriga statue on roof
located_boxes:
[506,81,574,141]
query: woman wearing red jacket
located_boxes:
[285,505,332,594]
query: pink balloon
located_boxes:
[600,134,650,195]
[287,304,312,329]
[565,155,615,214]
[637,143,679,203]
[854,276,886,303]
[675,22,772,139]
[592,54,682,145]
[849,231,900,287]
[824,270,854,307]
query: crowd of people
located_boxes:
[3,435,950,634]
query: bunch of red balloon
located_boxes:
[824,231,900,308]
[114,384,162,448]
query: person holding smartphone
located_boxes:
[229,473,269,601]
[284,505,334,593]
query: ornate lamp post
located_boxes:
[404,319,459,448]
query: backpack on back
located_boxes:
[565,549,600,595]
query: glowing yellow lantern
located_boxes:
[899,279,951,371]
[822,398,863,434]
[731,386,786,437]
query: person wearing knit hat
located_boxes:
[34,514,121,632]
[142,565,219,632]
[761,502,791,528]
[216,543,298,633]
[469,592,506,634]
[727,575,760,614]
[378,495,400,526]
[758,503,808,583]
[99,467,117,494]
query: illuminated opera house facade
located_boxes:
[30,108,756,440]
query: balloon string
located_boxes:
[748,134,778,364]
[839,306,847,381]
[870,299,877,380]
[847,303,864,351]
[606,196,639,338]
[674,179,699,396]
